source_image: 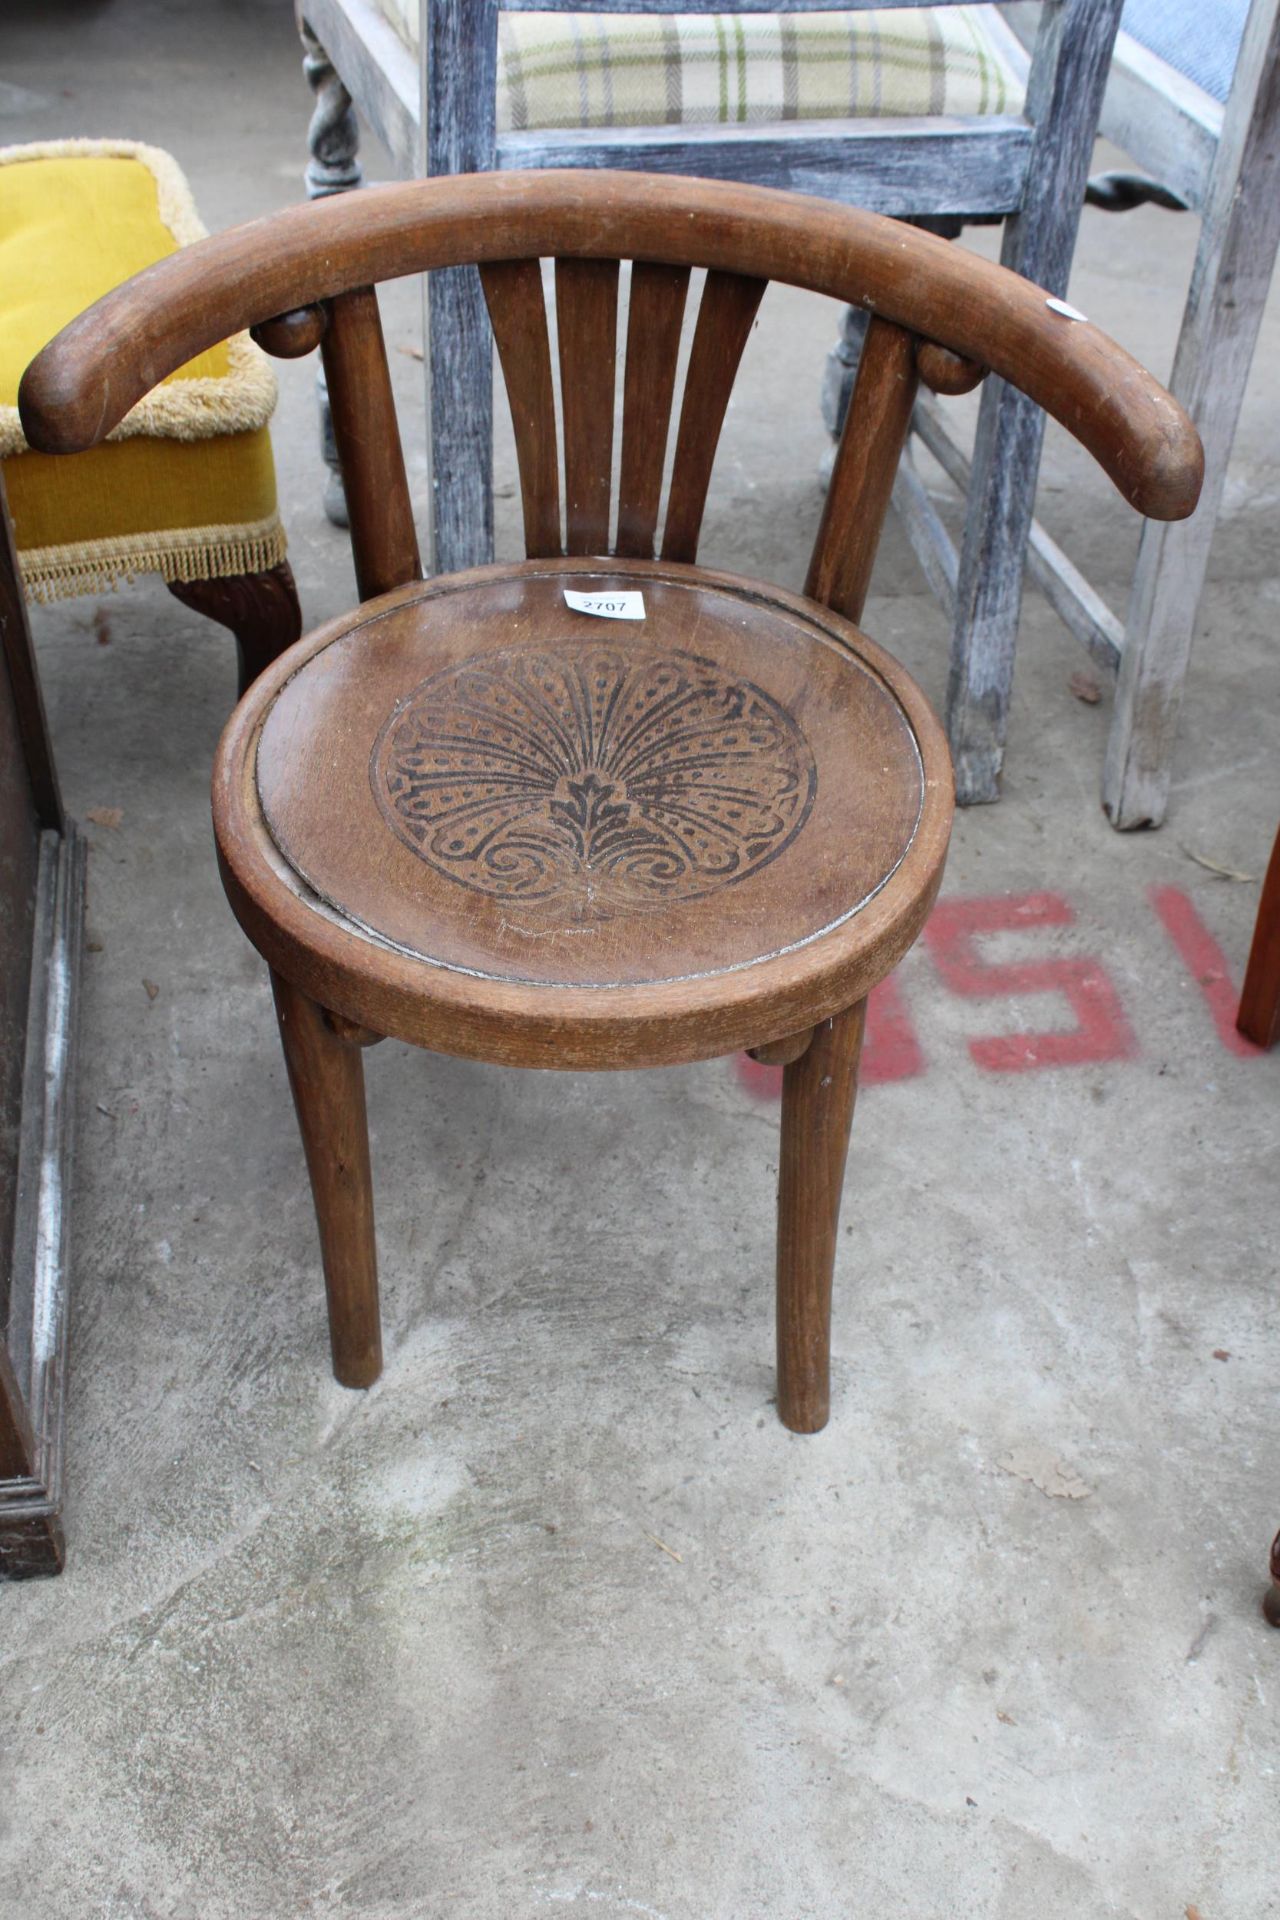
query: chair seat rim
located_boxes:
[212,556,954,1070]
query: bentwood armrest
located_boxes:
[20,171,1201,521]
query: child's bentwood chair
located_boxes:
[18,173,1202,1431]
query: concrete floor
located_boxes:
[2,4,1279,1916]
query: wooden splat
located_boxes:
[661,269,767,564]
[554,258,620,556]
[480,258,561,558]
[616,261,691,561]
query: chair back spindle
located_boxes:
[805,314,919,623]
[477,258,562,557]
[483,257,764,569]
[554,258,621,556]
[320,286,422,601]
[659,270,767,565]
[615,262,691,560]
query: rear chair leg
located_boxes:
[775,1000,867,1433]
[270,969,381,1387]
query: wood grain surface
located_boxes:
[20,172,1203,522]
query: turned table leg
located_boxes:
[271,970,382,1388]
[298,10,363,528]
[775,1000,867,1433]
[167,562,302,697]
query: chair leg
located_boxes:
[428,265,495,575]
[270,969,382,1388]
[167,562,303,697]
[1238,825,1280,1048]
[944,377,1044,805]
[775,1000,867,1433]
[1266,1528,1280,1628]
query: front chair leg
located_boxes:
[270,969,382,1388]
[775,999,867,1433]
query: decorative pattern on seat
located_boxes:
[0,139,285,601]
[371,639,816,915]
[375,3,1022,129]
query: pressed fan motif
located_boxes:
[371,640,816,917]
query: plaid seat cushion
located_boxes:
[377,4,1022,129]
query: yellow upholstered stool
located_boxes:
[0,138,299,691]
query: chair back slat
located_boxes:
[320,286,421,600]
[805,314,919,623]
[479,258,561,557]
[554,258,620,556]
[660,270,767,564]
[615,262,691,560]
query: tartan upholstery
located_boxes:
[376,4,1023,129]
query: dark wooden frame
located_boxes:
[0,476,83,1580]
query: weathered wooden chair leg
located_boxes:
[1237,825,1280,1048]
[299,13,363,527]
[167,561,303,697]
[775,999,867,1433]
[270,968,382,1388]
[1265,1529,1280,1627]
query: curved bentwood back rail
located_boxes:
[20,172,1202,617]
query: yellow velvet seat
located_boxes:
[0,139,286,604]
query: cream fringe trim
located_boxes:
[0,137,277,458]
[19,513,288,603]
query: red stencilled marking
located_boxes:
[734,1052,785,1102]
[923,892,1136,1072]
[1148,885,1261,1059]
[861,972,926,1086]
[730,975,926,1102]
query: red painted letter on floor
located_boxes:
[731,975,924,1100]
[924,893,1136,1072]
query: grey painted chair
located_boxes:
[297,2,1123,816]
[923,0,1279,825]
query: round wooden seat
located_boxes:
[214,557,953,1070]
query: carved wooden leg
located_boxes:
[1237,825,1280,1048]
[298,10,364,528]
[1266,1529,1280,1628]
[167,562,303,697]
[775,999,867,1433]
[270,969,382,1389]
[0,1513,66,1579]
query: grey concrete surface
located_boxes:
[1,5,1278,1916]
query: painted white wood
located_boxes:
[497,118,1033,215]
[1103,0,1280,827]
[1004,3,1224,212]
[911,396,1124,670]
[1097,29,1223,214]
[944,0,1124,804]
[892,449,958,618]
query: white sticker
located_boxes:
[1046,296,1089,323]
[564,588,646,622]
